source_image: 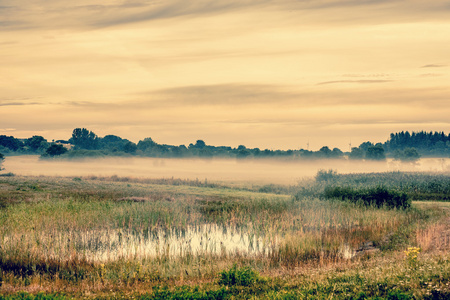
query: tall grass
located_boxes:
[311,170,450,201]
[0,174,446,297]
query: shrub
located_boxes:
[324,186,411,209]
[42,144,68,157]
[218,264,260,287]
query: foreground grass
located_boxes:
[0,174,449,299]
[1,252,449,299]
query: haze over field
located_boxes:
[4,156,450,185]
[1,1,450,150]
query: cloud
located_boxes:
[0,102,38,106]
[0,0,271,30]
[92,1,269,27]
[419,73,443,77]
[123,83,450,111]
[317,80,393,85]
[144,84,294,106]
[2,0,450,31]
[342,73,389,78]
[421,64,447,68]
[0,97,41,106]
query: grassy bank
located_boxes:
[0,173,449,299]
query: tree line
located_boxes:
[0,129,449,162]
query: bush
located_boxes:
[324,186,411,209]
[43,144,68,157]
[218,264,260,287]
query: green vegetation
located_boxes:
[307,170,450,201]
[1,129,449,159]
[323,186,410,209]
[43,144,68,157]
[387,131,450,157]
[0,172,449,298]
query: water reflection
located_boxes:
[22,224,277,262]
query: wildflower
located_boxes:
[404,247,421,268]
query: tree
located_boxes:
[318,146,332,157]
[237,148,251,158]
[394,147,421,161]
[195,140,206,149]
[366,145,386,160]
[0,135,23,152]
[358,141,374,152]
[349,147,365,159]
[137,138,156,152]
[0,152,4,170]
[122,141,137,154]
[45,144,68,157]
[331,148,344,157]
[26,135,48,153]
[70,128,99,150]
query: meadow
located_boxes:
[0,170,449,299]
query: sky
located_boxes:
[1,0,449,151]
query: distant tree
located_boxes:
[331,148,344,157]
[122,141,137,154]
[237,148,251,158]
[45,144,68,157]
[393,147,421,161]
[385,130,450,156]
[99,135,134,152]
[195,140,206,149]
[0,152,4,170]
[25,135,48,152]
[0,135,23,152]
[366,145,386,160]
[349,147,365,159]
[318,146,332,157]
[70,128,99,150]
[358,141,374,152]
[263,149,273,156]
[170,145,188,157]
[137,137,156,152]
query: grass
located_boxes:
[313,170,450,201]
[0,172,449,299]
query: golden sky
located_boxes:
[1,0,449,150]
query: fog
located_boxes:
[3,155,450,185]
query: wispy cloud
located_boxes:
[317,80,393,85]
[126,83,450,110]
[421,64,447,68]
[0,97,42,106]
[2,0,450,31]
[144,84,294,106]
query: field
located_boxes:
[0,171,450,299]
